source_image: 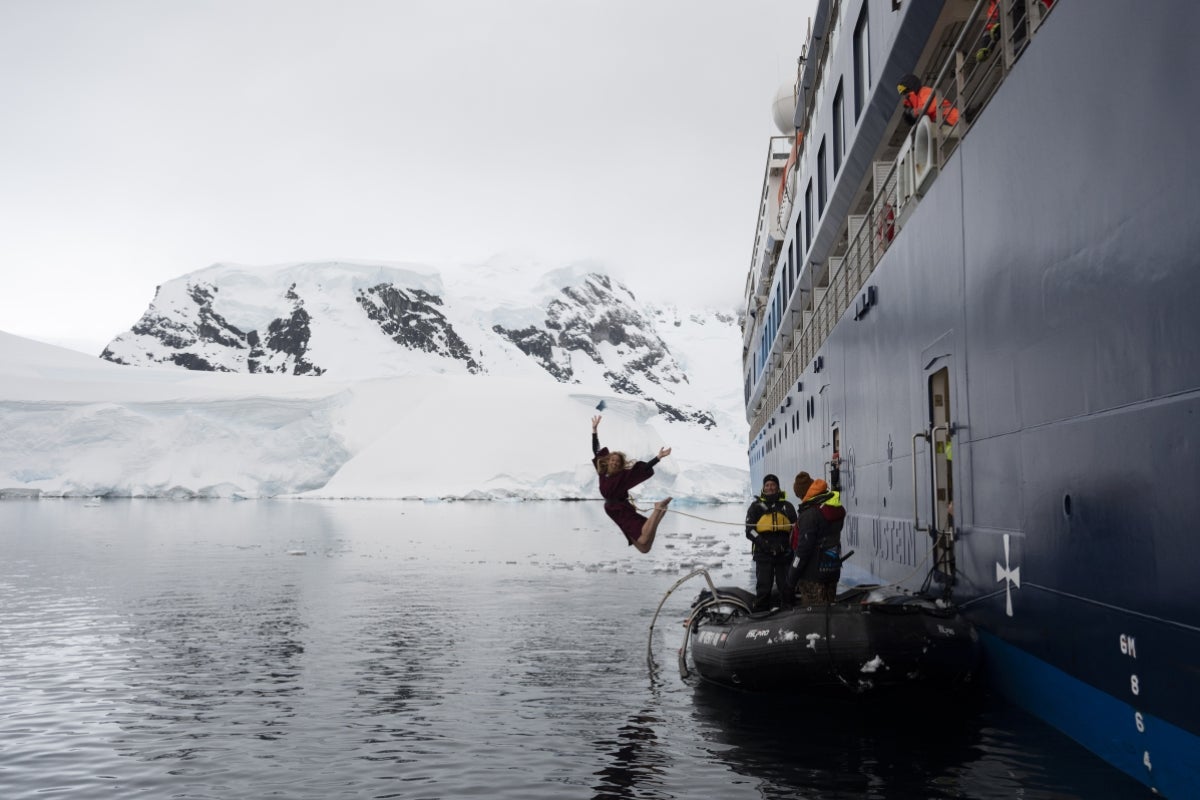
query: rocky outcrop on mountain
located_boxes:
[491,273,716,429]
[490,324,572,381]
[103,281,325,376]
[356,283,481,373]
[100,261,738,433]
[101,266,485,376]
[105,282,246,373]
[545,274,686,387]
[247,286,324,376]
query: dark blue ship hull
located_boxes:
[745,2,1200,795]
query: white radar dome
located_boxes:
[772,79,798,134]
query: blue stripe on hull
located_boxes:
[980,631,1200,798]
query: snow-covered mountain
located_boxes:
[101,260,738,430]
[2,259,751,500]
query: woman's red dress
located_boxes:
[592,435,658,546]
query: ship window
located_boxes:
[805,181,814,251]
[833,81,845,176]
[817,138,828,216]
[796,212,804,262]
[853,4,870,120]
[790,250,796,297]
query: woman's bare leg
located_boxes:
[633,498,672,553]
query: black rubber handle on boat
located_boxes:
[839,549,856,564]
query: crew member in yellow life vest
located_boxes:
[745,474,798,611]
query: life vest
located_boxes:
[904,87,960,126]
[791,491,846,581]
[985,0,999,34]
[749,494,795,556]
[756,511,792,534]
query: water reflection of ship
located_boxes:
[590,708,671,800]
[687,683,1148,799]
[688,683,973,797]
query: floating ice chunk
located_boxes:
[287,550,308,556]
[861,655,884,673]
[805,633,822,651]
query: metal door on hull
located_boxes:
[819,384,838,491]
[828,426,842,493]
[914,362,956,595]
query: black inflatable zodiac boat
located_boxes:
[681,584,980,694]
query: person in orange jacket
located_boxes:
[786,473,846,605]
[976,0,1055,62]
[975,0,1002,62]
[897,73,959,127]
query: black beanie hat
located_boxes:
[762,474,780,488]
[898,73,920,94]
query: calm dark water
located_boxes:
[0,500,1150,799]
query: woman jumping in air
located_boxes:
[591,415,672,553]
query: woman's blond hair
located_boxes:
[597,451,628,475]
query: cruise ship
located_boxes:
[740,1,1199,795]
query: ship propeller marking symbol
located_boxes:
[995,533,1021,617]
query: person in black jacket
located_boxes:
[745,474,798,610]
[787,474,846,605]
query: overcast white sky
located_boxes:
[1,0,814,354]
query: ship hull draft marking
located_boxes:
[996,533,1020,617]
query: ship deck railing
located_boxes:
[744,136,796,350]
[750,0,1057,439]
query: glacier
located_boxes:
[1,328,749,501]
[1,260,751,500]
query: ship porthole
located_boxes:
[1062,493,1073,518]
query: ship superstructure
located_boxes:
[740,1,1200,795]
